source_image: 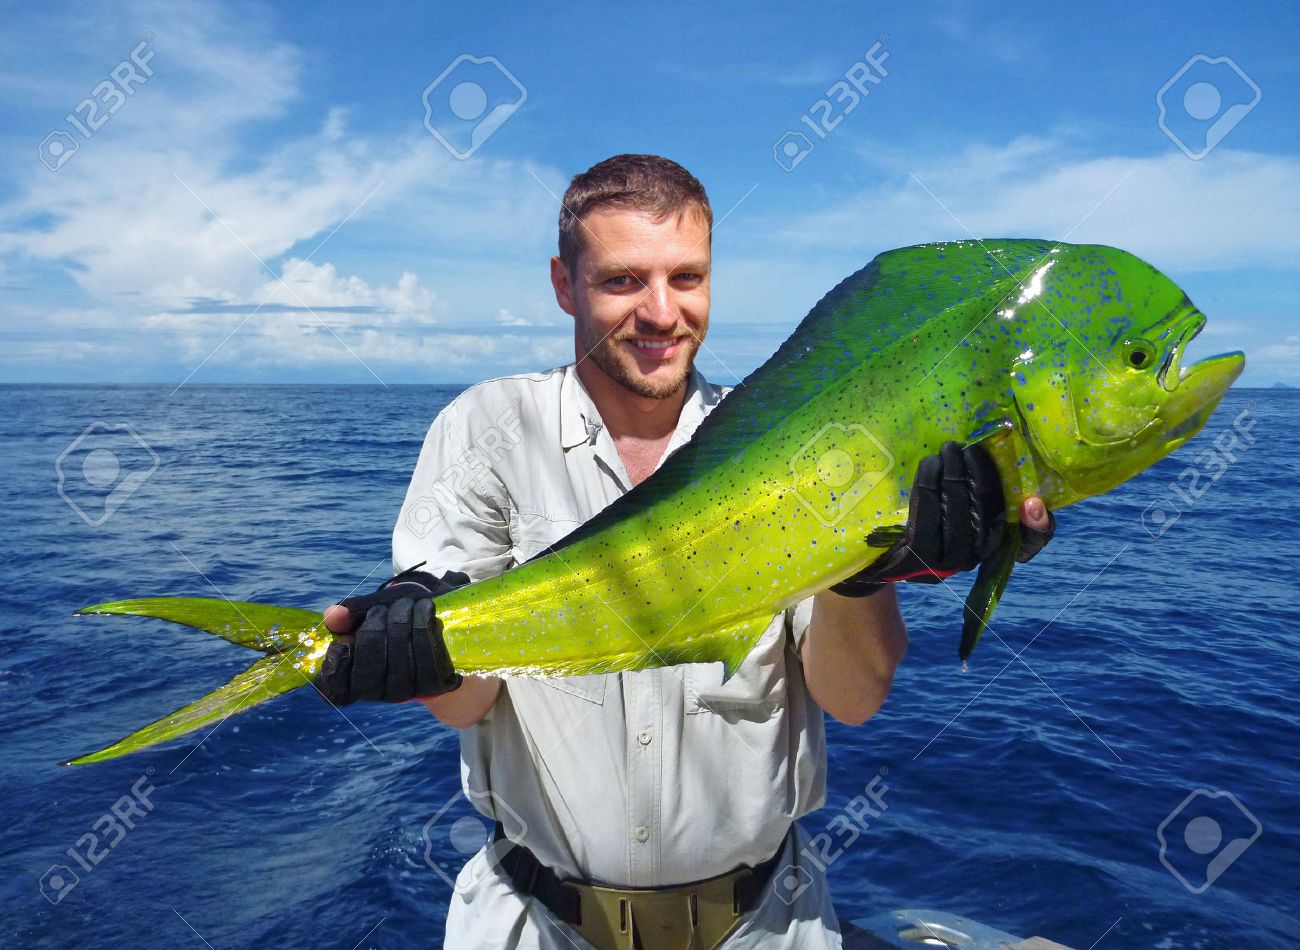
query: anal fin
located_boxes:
[669,611,776,684]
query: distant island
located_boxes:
[1273,382,1296,389]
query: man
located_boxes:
[319,155,1053,949]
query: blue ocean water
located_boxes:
[1,384,1296,949]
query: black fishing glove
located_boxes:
[831,441,1055,597]
[315,565,471,706]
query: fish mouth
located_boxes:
[1158,347,1246,447]
[1157,311,1206,392]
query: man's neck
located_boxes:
[575,360,690,442]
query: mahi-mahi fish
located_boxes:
[68,239,1245,764]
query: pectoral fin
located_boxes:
[865,525,906,547]
[959,528,1021,666]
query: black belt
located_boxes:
[492,822,787,928]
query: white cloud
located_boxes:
[0,0,566,379]
[705,135,1296,384]
[128,307,569,378]
[1252,335,1300,377]
[931,5,1037,66]
[2,120,446,305]
[495,307,561,327]
[322,107,348,142]
[2,4,1294,384]
[766,136,1300,273]
[252,259,441,322]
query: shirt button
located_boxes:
[637,730,652,746]
[634,826,650,843]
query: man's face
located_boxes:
[551,207,710,400]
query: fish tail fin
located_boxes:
[959,529,1021,666]
[75,597,326,652]
[67,597,329,765]
[63,651,320,765]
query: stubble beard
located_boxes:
[580,326,702,400]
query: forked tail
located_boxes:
[66,598,328,765]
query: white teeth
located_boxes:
[630,339,675,349]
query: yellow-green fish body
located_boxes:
[70,240,1244,764]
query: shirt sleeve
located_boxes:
[787,597,814,652]
[392,397,515,583]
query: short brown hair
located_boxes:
[557,154,712,271]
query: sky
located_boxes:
[0,0,1296,386]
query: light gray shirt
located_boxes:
[394,363,835,944]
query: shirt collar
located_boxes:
[558,362,718,451]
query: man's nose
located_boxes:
[635,278,677,331]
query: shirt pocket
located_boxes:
[538,672,608,704]
[684,614,789,718]
[510,672,609,717]
[509,509,584,564]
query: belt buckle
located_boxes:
[565,874,744,950]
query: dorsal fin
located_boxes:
[534,239,1057,560]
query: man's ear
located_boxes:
[550,256,577,317]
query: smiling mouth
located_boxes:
[629,338,679,350]
[624,335,691,359]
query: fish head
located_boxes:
[1008,245,1245,503]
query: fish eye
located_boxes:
[1123,339,1156,370]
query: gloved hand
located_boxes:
[315,565,471,706]
[831,441,1055,597]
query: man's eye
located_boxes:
[674,273,701,283]
[606,276,632,287]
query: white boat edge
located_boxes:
[844,907,1076,949]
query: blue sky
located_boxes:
[0,0,1296,386]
